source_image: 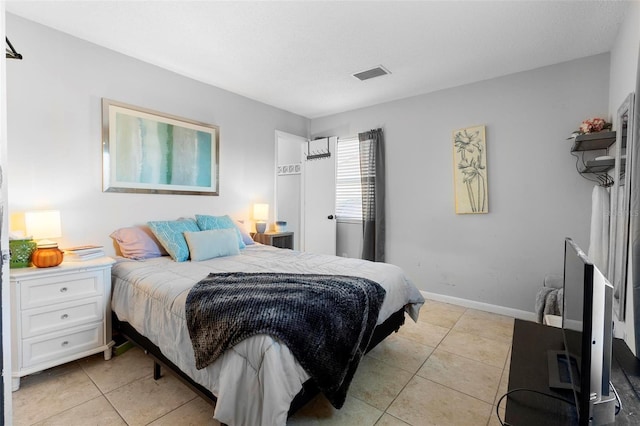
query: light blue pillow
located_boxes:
[147,218,200,262]
[195,214,246,249]
[183,229,241,261]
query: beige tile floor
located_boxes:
[12,299,514,426]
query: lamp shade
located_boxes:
[24,210,64,268]
[253,203,269,233]
[25,210,61,242]
[253,204,269,221]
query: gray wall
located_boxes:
[5,14,308,253]
[4,13,616,314]
[311,54,611,312]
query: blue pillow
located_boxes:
[147,218,200,262]
[195,214,246,249]
[183,229,241,261]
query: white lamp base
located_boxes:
[256,222,267,233]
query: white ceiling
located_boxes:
[5,1,631,118]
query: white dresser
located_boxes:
[10,257,115,391]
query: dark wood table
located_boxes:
[506,319,640,425]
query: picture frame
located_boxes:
[102,99,219,195]
[276,162,301,176]
[453,125,488,214]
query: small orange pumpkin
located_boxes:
[31,247,64,268]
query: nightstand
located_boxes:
[253,231,294,249]
[10,257,116,391]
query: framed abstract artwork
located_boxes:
[102,99,219,195]
[453,125,488,214]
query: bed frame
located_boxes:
[112,307,406,418]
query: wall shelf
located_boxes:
[570,130,616,152]
[579,157,627,174]
[569,130,618,187]
[578,158,615,173]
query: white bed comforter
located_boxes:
[111,244,424,426]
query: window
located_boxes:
[336,137,362,221]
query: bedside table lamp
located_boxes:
[253,203,269,234]
[25,210,64,268]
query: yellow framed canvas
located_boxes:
[453,125,488,214]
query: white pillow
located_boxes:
[183,228,241,261]
[234,219,255,245]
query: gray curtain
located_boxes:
[358,128,385,262]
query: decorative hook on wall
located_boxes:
[306,137,331,160]
[6,37,23,60]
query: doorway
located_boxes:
[275,132,336,255]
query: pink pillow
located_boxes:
[110,226,168,259]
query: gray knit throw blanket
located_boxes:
[185,272,386,408]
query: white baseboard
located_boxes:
[420,290,537,322]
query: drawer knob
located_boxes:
[61,341,69,347]
[60,287,68,293]
[60,314,68,320]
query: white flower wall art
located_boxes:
[453,125,488,214]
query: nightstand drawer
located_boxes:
[20,271,103,309]
[22,323,104,368]
[252,231,294,249]
[21,297,103,339]
[10,258,115,390]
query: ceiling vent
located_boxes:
[353,65,390,81]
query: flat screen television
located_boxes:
[559,237,616,425]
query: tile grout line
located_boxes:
[26,394,116,426]
[21,361,101,425]
[15,301,517,426]
[384,305,511,425]
[142,395,201,426]
[81,361,132,425]
[425,343,511,371]
[488,346,513,426]
[378,307,464,425]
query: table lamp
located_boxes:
[253,203,269,234]
[25,210,64,267]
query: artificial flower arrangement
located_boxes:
[568,117,612,138]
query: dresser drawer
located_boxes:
[22,323,104,368]
[19,271,104,310]
[21,297,103,339]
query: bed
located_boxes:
[110,226,424,426]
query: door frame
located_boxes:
[1,3,13,422]
[274,130,307,249]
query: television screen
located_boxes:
[561,238,615,426]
